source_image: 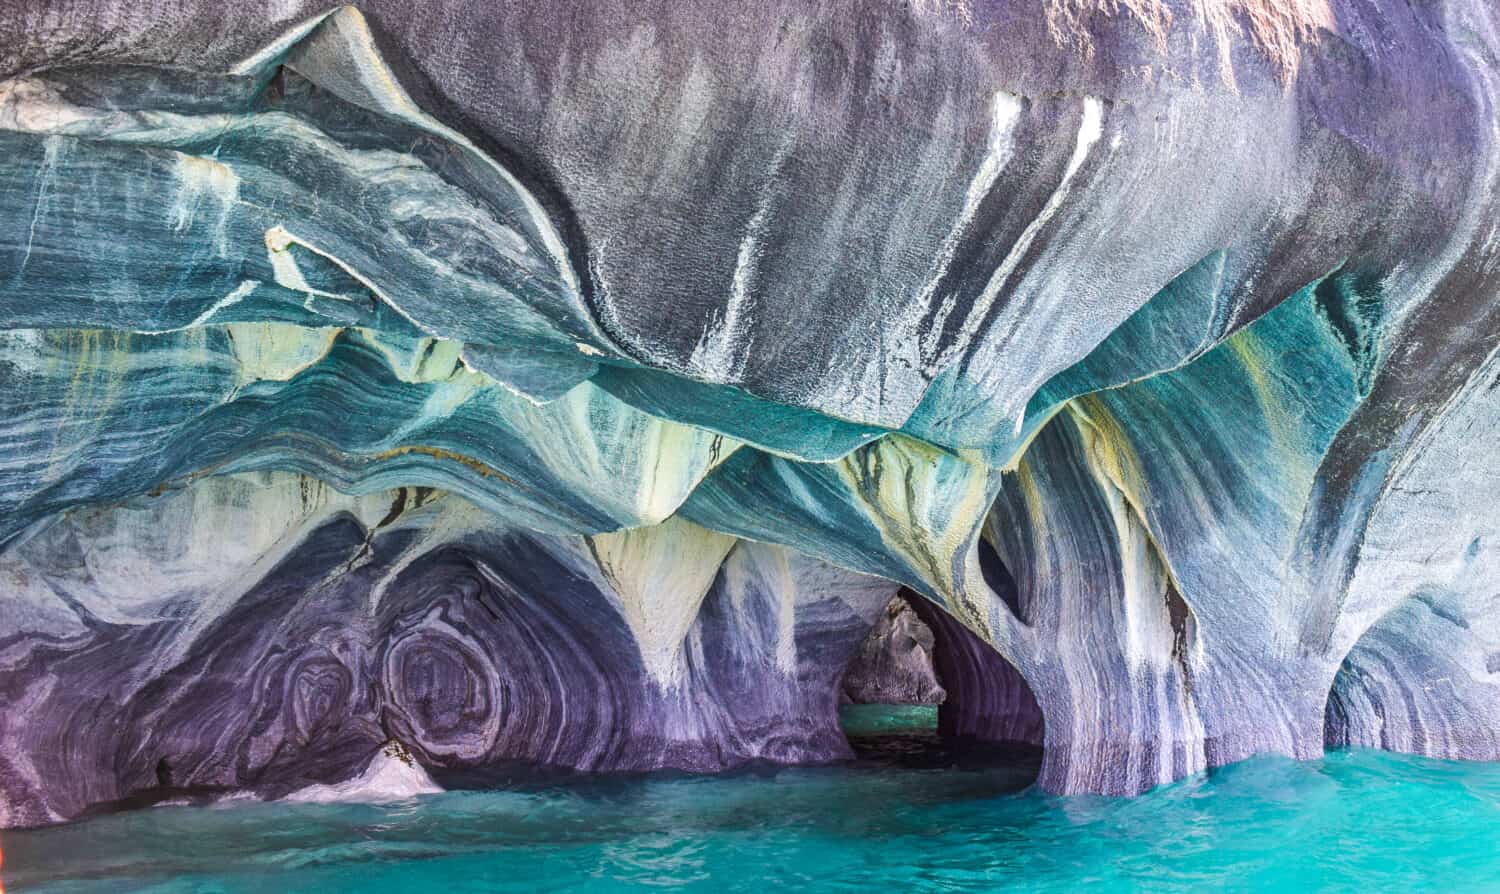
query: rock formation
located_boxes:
[3,0,1500,826]
[840,595,946,706]
[0,472,896,827]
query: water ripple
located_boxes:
[8,749,1500,892]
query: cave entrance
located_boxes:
[838,591,946,741]
[837,588,1044,780]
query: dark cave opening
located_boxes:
[837,589,1044,779]
[1323,658,1359,750]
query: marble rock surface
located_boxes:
[4,0,1500,824]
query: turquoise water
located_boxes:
[837,702,939,736]
[8,747,1500,892]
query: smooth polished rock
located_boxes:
[2,0,1500,818]
[0,473,896,828]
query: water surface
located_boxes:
[7,740,1498,892]
[837,702,938,737]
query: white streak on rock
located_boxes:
[912,91,1024,364]
[171,153,240,256]
[689,145,790,381]
[948,97,1104,359]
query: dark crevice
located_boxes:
[1313,266,1386,395]
[1164,579,1198,696]
[375,487,409,529]
[1324,661,1356,749]
[977,534,1025,623]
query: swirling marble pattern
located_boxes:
[0,473,898,827]
[3,0,1500,820]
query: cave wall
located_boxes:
[2,0,1500,821]
[904,592,1044,748]
[0,473,896,827]
[1323,337,1500,760]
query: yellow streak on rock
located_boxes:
[370,445,516,484]
[837,434,996,618]
[1068,399,1202,667]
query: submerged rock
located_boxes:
[3,0,1500,823]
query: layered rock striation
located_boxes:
[3,0,1500,825]
[0,472,898,827]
